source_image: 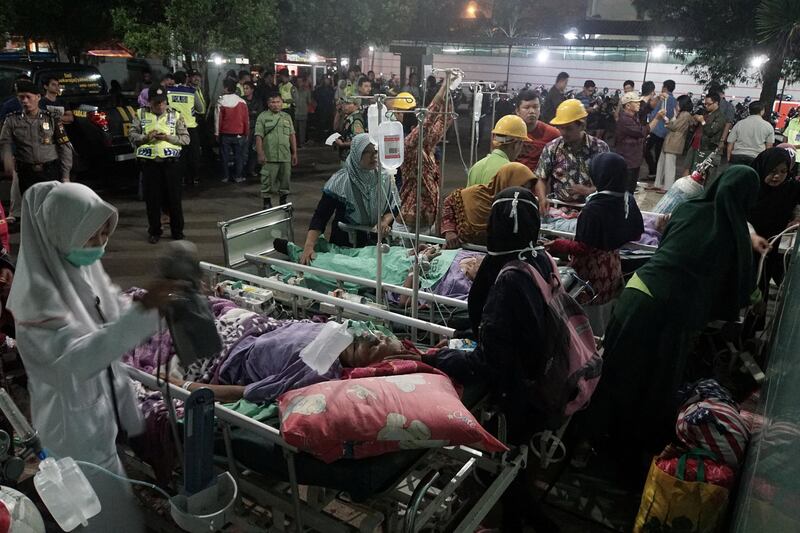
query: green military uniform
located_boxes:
[0,109,73,196]
[255,110,295,200]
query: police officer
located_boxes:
[168,71,204,185]
[0,80,73,200]
[129,87,190,244]
[277,70,298,121]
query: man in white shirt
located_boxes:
[727,101,775,165]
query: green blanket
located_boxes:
[221,399,279,424]
[272,239,459,295]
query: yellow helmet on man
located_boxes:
[391,92,417,110]
[491,114,529,143]
[550,99,588,125]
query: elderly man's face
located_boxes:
[340,334,406,367]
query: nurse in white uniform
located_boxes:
[8,181,178,531]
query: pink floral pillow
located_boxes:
[278,374,507,463]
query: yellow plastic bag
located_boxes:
[634,454,729,533]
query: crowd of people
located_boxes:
[1,58,800,532]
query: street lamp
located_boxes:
[651,44,667,58]
[642,44,667,85]
[750,55,769,68]
[212,55,223,66]
[465,1,478,18]
[564,28,578,40]
[537,49,550,63]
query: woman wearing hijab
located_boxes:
[748,147,800,294]
[440,162,536,248]
[546,153,644,334]
[8,182,179,531]
[425,187,564,532]
[300,133,394,264]
[586,165,761,484]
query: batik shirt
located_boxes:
[535,133,609,203]
[399,98,452,227]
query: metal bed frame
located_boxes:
[218,204,295,271]
[538,199,659,253]
[216,209,595,327]
[127,262,528,532]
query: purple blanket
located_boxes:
[433,250,483,300]
[638,213,663,247]
[219,321,341,403]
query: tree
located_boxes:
[113,0,279,71]
[757,0,800,104]
[633,0,800,108]
[279,0,420,68]
[1,0,123,60]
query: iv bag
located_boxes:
[378,120,404,171]
[449,71,463,91]
[473,91,483,122]
[367,103,382,144]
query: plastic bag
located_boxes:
[634,452,729,533]
[299,321,353,374]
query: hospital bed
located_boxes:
[538,198,659,256]
[540,199,798,257]
[216,208,594,330]
[127,263,529,532]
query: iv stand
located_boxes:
[489,91,514,136]
[374,94,416,303]
[460,81,496,168]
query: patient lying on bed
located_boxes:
[543,210,669,247]
[272,238,484,303]
[163,320,419,403]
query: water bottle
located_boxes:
[367,103,382,144]
[34,458,101,532]
[378,120,405,171]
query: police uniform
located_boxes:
[255,109,294,205]
[129,98,190,242]
[0,109,73,196]
[167,84,204,184]
[279,81,298,120]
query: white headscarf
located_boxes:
[8,181,121,329]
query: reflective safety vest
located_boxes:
[167,85,197,128]
[785,117,800,163]
[279,82,294,110]
[135,108,182,160]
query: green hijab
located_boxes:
[636,165,759,327]
[323,133,392,226]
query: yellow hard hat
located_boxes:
[550,99,588,125]
[390,92,417,110]
[491,114,529,142]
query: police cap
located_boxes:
[14,81,40,95]
[149,86,168,103]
